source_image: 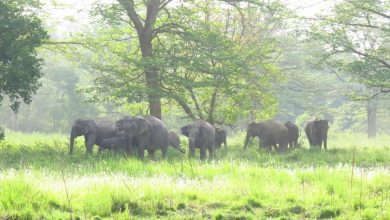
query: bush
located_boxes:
[0,127,4,141]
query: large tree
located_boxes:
[112,0,174,119]
[73,0,285,124]
[0,0,48,112]
[309,0,390,137]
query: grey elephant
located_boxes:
[244,119,288,151]
[168,131,185,153]
[181,120,215,160]
[69,119,118,154]
[116,115,169,159]
[99,132,126,153]
[305,118,329,149]
[215,128,227,149]
[284,121,300,148]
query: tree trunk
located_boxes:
[140,32,161,119]
[367,99,377,138]
[117,0,162,119]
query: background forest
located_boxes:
[0,0,389,135]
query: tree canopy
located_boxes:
[309,0,390,98]
[0,0,48,112]
[69,0,287,125]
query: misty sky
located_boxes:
[44,0,335,38]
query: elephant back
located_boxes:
[196,120,215,147]
[285,121,299,139]
[143,115,169,147]
[95,119,118,144]
[262,120,288,144]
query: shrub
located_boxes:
[0,127,4,141]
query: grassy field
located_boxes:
[0,130,390,219]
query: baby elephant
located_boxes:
[215,128,227,149]
[168,131,185,153]
[99,132,126,153]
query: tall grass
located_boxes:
[0,131,389,219]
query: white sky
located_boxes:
[43,0,334,38]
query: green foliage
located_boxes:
[0,0,48,112]
[0,53,102,133]
[68,0,287,124]
[309,0,390,96]
[0,127,4,141]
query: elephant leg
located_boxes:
[161,147,168,159]
[208,147,214,160]
[85,135,96,154]
[224,140,227,149]
[200,147,206,161]
[324,135,328,150]
[148,150,155,160]
[189,146,195,158]
[258,137,263,149]
[138,148,145,160]
[279,142,287,152]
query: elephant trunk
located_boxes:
[244,133,250,150]
[69,135,75,155]
[172,143,186,154]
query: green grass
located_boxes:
[0,130,390,219]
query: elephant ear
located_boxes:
[83,120,94,135]
[319,120,329,129]
[181,125,190,137]
[135,116,150,135]
[116,116,132,131]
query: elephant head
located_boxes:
[244,122,263,149]
[215,128,227,149]
[181,124,201,149]
[69,119,97,154]
[181,125,191,137]
[168,131,185,153]
[313,119,329,148]
[181,120,215,160]
[116,116,151,154]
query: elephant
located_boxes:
[99,132,126,153]
[244,119,288,152]
[116,115,170,160]
[181,120,215,161]
[168,131,185,153]
[69,119,118,154]
[284,121,300,148]
[304,118,329,149]
[215,128,227,149]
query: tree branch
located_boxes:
[159,0,173,11]
[347,47,390,69]
[117,0,144,33]
[144,0,160,33]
